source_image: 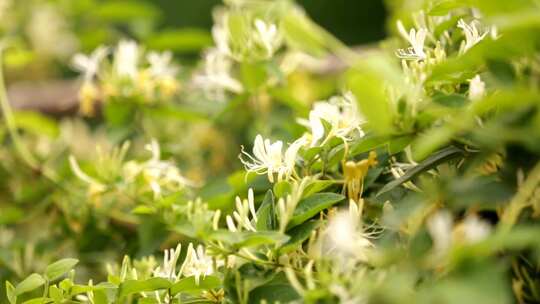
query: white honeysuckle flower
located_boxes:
[147,51,179,78]
[469,74,486,101]
[299,92,365,147]
[182,244,222,285]
[457,19,488,54]
[240,135,307,183]
[71,46,108,81]
[114,40,140,79]
[211,9,231,56]
[253,19,281,57]
[396,20,427,60]
[427,210,453,255]
[460,215,491,243]
[123,140,194,199]
[227,188,258,232]
[193,49,243,100]
[322,209,373,262]
[153,244,182,281]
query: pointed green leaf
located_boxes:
[46,258,79,281]
[170,275,221,296]
[119,278,171,298]
[288,193,345,228]
[15,273,45,296]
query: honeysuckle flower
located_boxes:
[321,204,373,262]
[428,211,492,259]
[240,134,307,183]
[455,215,491,243]
[211,10,231,56]
[147,51,179,79]
[468,74,485,101]
[427,210,453,256]
[114,40,140,79]
[182,244,222,285]
[299,92,365,146]
[153,244,182,281]
[123,140,194,199]
[71,46,108,81]
[457,19,488,53]
[396,20,427,60]
[226,188,258,232]
[253,19,281,57]
[193,49,243,100]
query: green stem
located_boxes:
[0,50,39,170]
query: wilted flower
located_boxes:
[240,135,306,183]
[396,20,427,60]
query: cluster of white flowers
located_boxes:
[427,210,491,257]
[299,92,365,146]
[71,40,180,115]
[457,19,490,54]
[153,243,222,286]
[192,9,282,101]
[240,134,307,183]
[70,140,193,200]
[241,92,364,183]
[225,188,258,232]
[396,20,428,60]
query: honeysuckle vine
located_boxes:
[3,1,540,304]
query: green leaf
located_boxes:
[92,1,160,22]
[249,283,300,303]
[49,285,62,301]
[288,193,345,228]
[104,101,136,127]
[273,180,292,198]
[302,180,336,197]
[256,190,277,231]
[281,9,328,56]
[146,29,212,52]
[210,230,289,248]
[22,298,53,304]
[377,146,464,196]
[46,258,79,281]
[119,278,171,298]
[13,111,59,138]
[240,62,268,92]
[170,276,221,295]
[280,220,321,253]
[15,273,45,296]
[143,104,208,122]
[347,55,401,135]
[6,281,16,304]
